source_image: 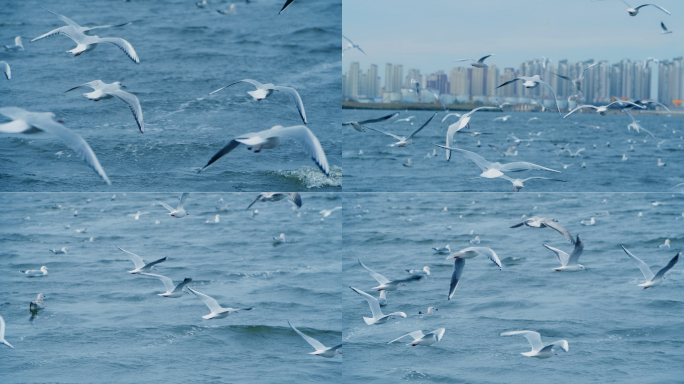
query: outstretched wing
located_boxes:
[364,126,404,141]
[158,201,175,213]
[288,321,326,351]
[448,258,465,300]
[538,80,561,115]
[349,286,382,319]
[116,246,145,269]
[550,72,571,81]
[433,144,492,173]
[140,273,175,292]
[274,86,307,124]
[246,193,264,210]
[64,80,105,93]
[567,235,584,265]
[467,247,502,269]
[563,105,599,118]
[425,328,446,342]
[279,0,295,14]
[96,37,140,64]
[652,252,679,280]
[198,140,241,173]
[288,193,302,208]
[358,259,390,285]
[541,219,575,244]
[107,89,144,133]
[187,287,222,313]
[266,125,329,176]
[355,112,399,125]
[389,330,424,344]
[621,246,655,281]
[406,112,437,139]
[178,192,189,210]
[0,61,10,80]
[499,161,560,173]
[41,7,82,29]
[579,62,599,78]
[501,330,543,352]
[543,244,570,266]
[634,4,671,15]
[495,77,521,89]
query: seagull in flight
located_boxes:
[497,175,566,192]
[342,35,367,56]
[31,7,131,42]
[65,80,144,133]
[621,246,679,289]
[441,112,462,122]
[446,247,502,299]
[393,116,415,123]
[623,109,660,146]
[0,107,110,184]
[4,36,24,51]
[544,235,586,271]
[0,315,13,348]
[501,331,568,359]
[434,144,560,178]
[661,21,673,34]
[494,115,512,122]
[388,328,445,346]
[279,0,295,14]
[564,101,643,118]
[358,259,422,291]
[365,112,437,147]
[31,8,138,63]
[288,321,342,358]
[116,246,167,274]
[551,62,598,93]
[349,287,406,325]
[187,287,253,319]
[445,107,501,159]
[511,217,575,244]
[343,112,398,132]
[198,125,329,175]
[158,193,189,218]
[496,75,561,115]
[453,54,494,68]
[246,192,302,210]
[489,144,518,157]
[621,1,671,16]
[140,273,192,297]
[0,61,9,80]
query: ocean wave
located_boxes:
[275,165,341,188]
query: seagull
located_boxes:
[65,80,144,133]
[562,147,585,157]
[246,192,302,210]
[403,158,413,167]
[158,193,189,218]
[198,125,329,175]
[540,57,551,69]
[378,290,387,306]
[4,36,24,51]
[0,61,10,80]
[494,115,512,122]
[31,9,139,63]
[435,144,561,178]
[75,228,87,233]
[445,107,501,159]
[358,259,421,291]
[0,107,110,184]
[621,246,679,289]
[551,62,598,93]
[405,266,431,277]
[511,217,575,244]
[116,246,167,274]
[446,247,502,299]
[388,328,445,346]
[581,217,595,226]
[393,116,415,123]
[288,321,342,358]
[210,79,307,124]
[564,101,643,118]
[128,211,149,220]
[50,247,67,254]
[20,266,49,276]
[349,287,406,325]
[342,112,398,132]
[206,214,220,223]
[216,4,237,14]
[31,7,131,43]
[431,91,447,111]
[432,245,451,254]
[187,287,253,319]
[489,144,518,157]
[501,331,568,359]
[365,113,436,147]
[497,175,566,192]
[621,1,671,16]
[507,134,532,143]
[623,109,660,146]
[530,99,546,112]
[441,112,463,123]
[342,35,367,56]
[527,117,540,124]
[0,316,13,348]
[496,76,561,115]
[453,54,494,68]
[140,273,192,297]
[543,235,586,271]
[279,0,295,14]
[273,233,287,243]
[497,102,512,109]
[661,21,673,34]
[420,307,438,315]
[30,293,46,312]
[319,206,342,217]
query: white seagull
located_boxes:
[497,175,566,192]
[0,61,10,80]
[158,193,189,218]
[453,54,494,68]
[50,247,67,254]
[319,206,342,217]
[0,315,13,348]
[378,290,388,306]
[349,287,406,325]
[358,259,421,291]
[31,9,138,63]
[623,109,660,146]
[343,112,398,132]
[246,192,302,210]
[288,321,342,358]
[0,107,110,184]
[501,331,568,358]
[140,273,192,298]
[116,246,167,274]
[621,1,671,16]
[31,7,131,42]
[393,116,415,123]
[551,62,598,93]
[65,80,144,133]
[434,144,561,178]
[661,21,673,34]
[405,266,431,277]
[210,79,307,124]
[4,36,24,51]
[543,235,586,271]
[621,246,679,289]
[342,35,367,56]
[441,112,463,123]
[419,307,438,315]
[432,245,451,254]
[511,217,575,244]
[564,101,643,118]
[128,211,149,220]
[489,144,518,157]
[446,247,502,299]
[365,113,437,147]
[198,125,329,175]
[445,107,501,159]
[187,287,253,319]
[30,293,46,311]
[20,266,49,276]
[494,115,512,122]
[496,75,561,115]
[389,328,445,346]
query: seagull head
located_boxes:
[578,264,587,271]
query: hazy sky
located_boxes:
[342,0,684,80]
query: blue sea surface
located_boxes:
[0,0,341,191]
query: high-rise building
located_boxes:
[486,65,499,97]
[368,64,379,98]
[427,70,449,95]
[471,68,486,96]
[347,61,360,97]
[449,67,470,96]
[658,57,683,106]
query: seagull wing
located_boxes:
[198,140,241,173]
[563,105,599,118]
[349,286,383,319]
[259,125,329,176]
[64,80,104,93]
[274,86,307,124]
[144,256,167,270]
[637,126,659,146]
[288,321,327,351]
[187,287,223,313]
[543,244,570,266]
[538,80,561,115]
[467,247,502,269]
[433,144,493,173]
[652,252,679,280]
[477,54,493,63]
[288,192,303,208]
[172,278,193,294]
[425,328,446,342]
[495,77,521,89]
[550,72,572,81]
[29,112,111,184]
[501,330,544,352]
[489,144,504,156]
[358,112,399,125]
[406,112,437,139]
[107,89,144,133]
[246,193,264,210]
[31,26,73,43]
[541,219,575,244]
[579,62,599,78]
[140,273,175,292]
[389,330,424,344]
[158,201,175,213]
[0,316,12,348]
[547,340,569,352]
[177,192,189,209]
[358,259,390,285]
[448,258,465,300]
[567,235,584,265]
[95,37,140,64]
[82,21,132,32]
[42,7,82,28]
[498,161,560,173]
[621,246,655,281]
[364,126,404,141]
[341,35,354,45]
[209,80,255,95]
[0,61,9,80]
[116,246,145,269]
[279,0,295,14]
[635,4,671,15]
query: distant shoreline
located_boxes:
[341,101,682,116]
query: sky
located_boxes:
[342,0,684,81]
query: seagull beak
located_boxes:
[57,119,64,123]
